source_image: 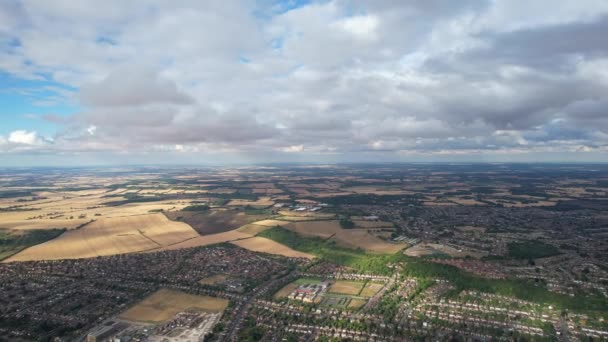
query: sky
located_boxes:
[1,0,608,166]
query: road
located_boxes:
[222,270,299,341]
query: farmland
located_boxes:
[283,220,406,253]
[5,213,200,261]
[160,230,251,251]
[119,288,228,323]
[230,236,315,259]
[0,228,65,260]
[165,208,268,235]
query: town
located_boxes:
[0,163,607,341]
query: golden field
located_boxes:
[227,196,274,207]
[230,237,315,259]
[119,288,228,323]
[5,213,199,261]
[0,189,190,231]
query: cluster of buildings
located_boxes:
[0,245,292,341]
[287,282,329,303]
[87,310,222,342]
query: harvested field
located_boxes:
[360,282,383,297]
[119,289,228,323]
[227,197,274,207]
[0,191,189,231]
[165,209,268,235]
[161,230,250,251]
[231,237,315,259]
[199,274,229,285]
[328,280,365,295]
[237,223,273,236]
[251,219,290,227]
[5,213,200,261]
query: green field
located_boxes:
[293,277,324,285]
[0,229,66,260]
[260,226,608,313]
[258,227,400,275]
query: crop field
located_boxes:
[236,219,291,235]
[161,230,251,251]
[236,223,273,235]
[119,288,228,323]
[284,221,407,253]
[251,219,290,227]
[165,209,268,235]
[227,197,274,207]
[328,280,365,295]
[0,188,190,231]
[5,213,200,261]
[231,237,315,259]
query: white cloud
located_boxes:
[332,15,379,41]
[282,145,304,153]
[1,0,608,161]
[8,130,40,145]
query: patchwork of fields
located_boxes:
[5,213,200,261]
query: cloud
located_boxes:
[8,130,40,145]
[282,144,304,153]
[1,0,608,162]
[79,66,194,107]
